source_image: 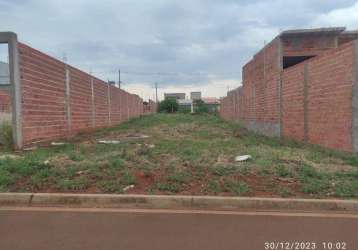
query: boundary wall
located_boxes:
[0,32,156,149]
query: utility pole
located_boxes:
[118,69,121,89]
[155,82,158,103]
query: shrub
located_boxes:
[0,121,13,149]
[159,98,179,113]
[178,106,191,114]
[194,99,208,113]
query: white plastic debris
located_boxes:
[98,140,121,145]
[235,155,252,162]
[145,143,155,149]
[51,142,67,146]
[23,146,37,151]
[44,160,50,165]
[0,154,19,160]
[123,185,135,192]
[126,134,150,139]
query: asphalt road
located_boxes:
[0,208,357,250]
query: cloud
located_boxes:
[312,2,358,29]
[0,0,357,99]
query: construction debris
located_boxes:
[98,140,121,145]
[0,154,19,160]
[23,146,38,151]
[126,134,150,140]
[145,143,155,149]
[235,155,252,162]
[51,142,67,146]
[123,185,135,192]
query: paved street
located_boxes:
[0,208,358,250]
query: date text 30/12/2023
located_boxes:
[264,242,347,250]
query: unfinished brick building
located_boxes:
[0,32,156,149]
[220,27,358,152]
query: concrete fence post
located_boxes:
[263,43,267,116]
[278,38,284,139]
[127,94,129,120]
[90,78,95,128]
[64,67,72,135]
[107,84,111,125]
[303,63,309,142]
[352,40,358,152]
[0,32,22,149]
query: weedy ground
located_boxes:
[0,113,358,198]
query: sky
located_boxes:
[1,0,358,100]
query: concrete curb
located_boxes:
[0,193,358,213]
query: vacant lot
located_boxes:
[1,113,358,198]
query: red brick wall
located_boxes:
[144,99,157,114]
[282,42,354,150]
[282,63,306,141]
[339,32,358,46]
[0,90,11,113]
[109,84,121,124]
[93,78,109,129]
[225,38,282,137]
[69,66,93,133]
[19,43,68,144]
[221,39,356,151]
[282,35,337,57]
[18,42,147,146]
[306,42,354,151]
[241,39,281,125]
[220,92,234,121]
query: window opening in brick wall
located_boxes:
[283,55,315,69]
[0,42,11,124]
[0,43,10,85]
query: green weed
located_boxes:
[223,179,250,196]
[156,182,181,193]
[0,121,13,149]
[56,177,90,191]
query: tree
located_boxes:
[159,98,179,113]
[194,99,208,113]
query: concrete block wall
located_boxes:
[18,42,146,146]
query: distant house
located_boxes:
[190,91,202,100]
[164,93,186,100]
[0,61,10,85]
[177,99,193,113]
[202,97,220,112]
